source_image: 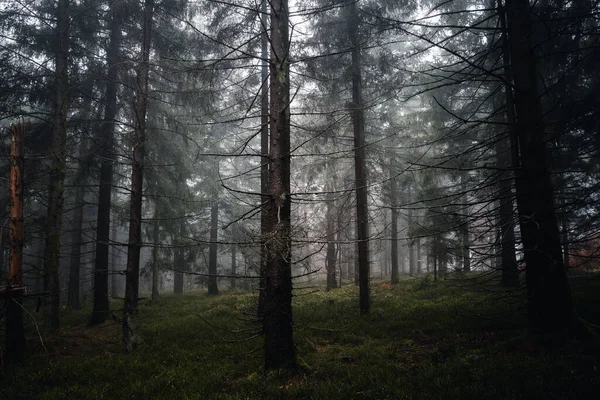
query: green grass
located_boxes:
[2,275,600,399]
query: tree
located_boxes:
[503,0,573,333]
[43,0,70,332]
[263,0,296,373]
[5,123,25,363]
[348,0,370,314]
[91,4,124,325]
[123,0,154,352]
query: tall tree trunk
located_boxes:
[6,123,25,363]
[173,221,185,294]
[497,3,519,287]
[110,223,119,298]
[91,7,123,325]
[44,0,69,332]
[390,157,399,284]
[460,173,471,272]
[263,0,296,373]
[231,244,237,290]
[348,0,370,314]
[258,0,269,316]
[68,77,93,310]
[208,202,219,295]
[503,0,572,332]
[416,238,422,274]
[151,210,159,301]
[123,0,153,352]
[326,158,337,290]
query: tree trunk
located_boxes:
[173,223,185,294]
[123,0,153,352]
[348,0,370,314]
[390,157,399,284]
[151,210,159,301]
[503,0,572,333]
[208,202,219,295]
[68,77,93,310]
[231,244,237,290]
[416,238,422,274]
[461,173,471,272]
[6,123,25,363]
[44,0,69,332]
[326,158,337,290]
[110,223,119,298]
[263,0,296,373]
[91,7,123,325]
[258,0,269,316]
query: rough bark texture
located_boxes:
[349,0,370,314]
[263,0,296,373]
[123,0,153,352]
[258,0,269,316]
[504,0,573,333]
[44,0,70,332]
[91,8,123,325]
[208,203,219,295]
[6,123,25,363]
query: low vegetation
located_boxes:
[2,274,599,399]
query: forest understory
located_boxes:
[2,273,599,400]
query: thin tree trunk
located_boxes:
[44,0,69,332]
[461,173,471,272]
[91,7,123,325]
[110,223,119,298]
[173,222,185,294]
[258,0,269,316]
[231,244,237,290]
[6,123,25,363]
[416,238,422,274]
[348,0,370,314]
[208,202,219,295]
[390,156,399,284]
[503,0,572,332]
[123,0,153,352]
[68,77,93,310]
[326,158,337,290]
[263,0,296,373]
[151,210,159,301]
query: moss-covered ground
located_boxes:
[2,273,599,399]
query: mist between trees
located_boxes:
[1,0,599,377]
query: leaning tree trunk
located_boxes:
[348,0,370,314]
[263,0,296,373]
[6,123,25,363]
[123,0,153,352]
[503,0,573,333]
[91,7,123,325]
[44,0,70,332]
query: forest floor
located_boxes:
[2,272,600,399]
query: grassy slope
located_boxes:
[2,274,599,399]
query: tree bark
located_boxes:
[68,77,93,310]
[44,0,70,332]
[326,158,337,290]
[123,0,153,352]
[263,0,296,373]
[91,6,123,325]
[390,156,399,284]
[348,0,370,314]
[231,244,237,290]
[258,0,269,316]
[6,123,25,363]
[503,0,573,333]
[151,210,159,301]
[208,202,219,295]
[460,172,471,272]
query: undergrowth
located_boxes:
[1,274,599,399]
